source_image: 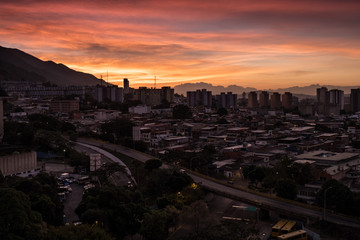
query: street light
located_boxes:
[323,186,333,221]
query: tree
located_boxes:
[46,224,114,240]
[28,114,62,131]
[217,107,228,116]
[76,186,147,239]
[144,159,162,171]
[3,121,34,145]
[202,144,216,155]
[172,104,192,119]
[13,173,64,226]
[100,118,134,140]
[0,86,8,96]
[0,188,44,240]
[60,122,76,133]
[140,210,168,240]
[180,200,213,233]
[248,167,265,186]
[217,118,229,124]
[316,180,353,215]
[96,162,125,184]
[275,179,297,200]
[243,165,265,185]
[295,163,315,185]
[164,206,180,232]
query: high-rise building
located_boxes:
[316,87,344,115]
[247,91,258,108]
[132,86,174,106]
[329,89,344,110]
[317,87,329,104]
[270,92,281,109]
[95,85,124,102]
[282,92,293,110]
[259,91,269,108]
[123,78,129,94]
[161,87,174,103]
[0,98,3,142]
[187,89,212,108]
[215,92,237,108]
[350,88,360,113]
[227,92,237,108]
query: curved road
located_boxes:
[190,174,360,228]
[76,141,137,184]
[77,138,360,229]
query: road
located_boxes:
[76,141,137,184]
[190,174,360,228]
[77,138,152,163]
[76,138,360,229]
[63,181,83,224]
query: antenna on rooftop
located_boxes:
[154,75,156,89]
[107,70,109,83]
[100,74,103,86]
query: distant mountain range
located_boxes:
[1,46,358,95]
[174,82,360,96]
[0,46,107,86]
[174,82,257,95]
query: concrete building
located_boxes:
[350,88,360,113]
[317,87,329,104]
[247,91,258,108]
[0,98,3,142]
[4,85,89,99]
[216,92,237,109]
[161,87,174,103]
[270,92,281,109]
[187,89,212,108]
[134,87,174,106]
[95,85,124,102]
[129,105,152,114]
[0,151,38,176]
[50,100,79,114]
[329,89,344,110]
[259,91,269,108]
[282,92,293,110]
[123,78,129,94]
[295,150,360,167]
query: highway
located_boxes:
[189,174,360,228]
[77,138,360,229]
[76,141,137,184]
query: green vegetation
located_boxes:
[144,159,162,171]
[46,224,115,240]
[3,114,88,170]
[0,173,64,240]
[172,104,192,119]
[316,179,360,216]
[76,162,203,239]
[216,107,228,116]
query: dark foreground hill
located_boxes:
[0,46,107,86]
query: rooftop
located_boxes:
[295,150,359,162]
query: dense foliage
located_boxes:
[172,104,192,119]
[0,173,64,240]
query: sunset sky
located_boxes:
[1,0,360,89]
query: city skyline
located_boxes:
[1,0,360,88]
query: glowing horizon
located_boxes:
[1,0,360,89]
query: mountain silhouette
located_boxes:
[0,46,107,86]
[174,82,359,96]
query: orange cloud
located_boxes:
[1,0,360,89]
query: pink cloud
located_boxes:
[1,0,360,88]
